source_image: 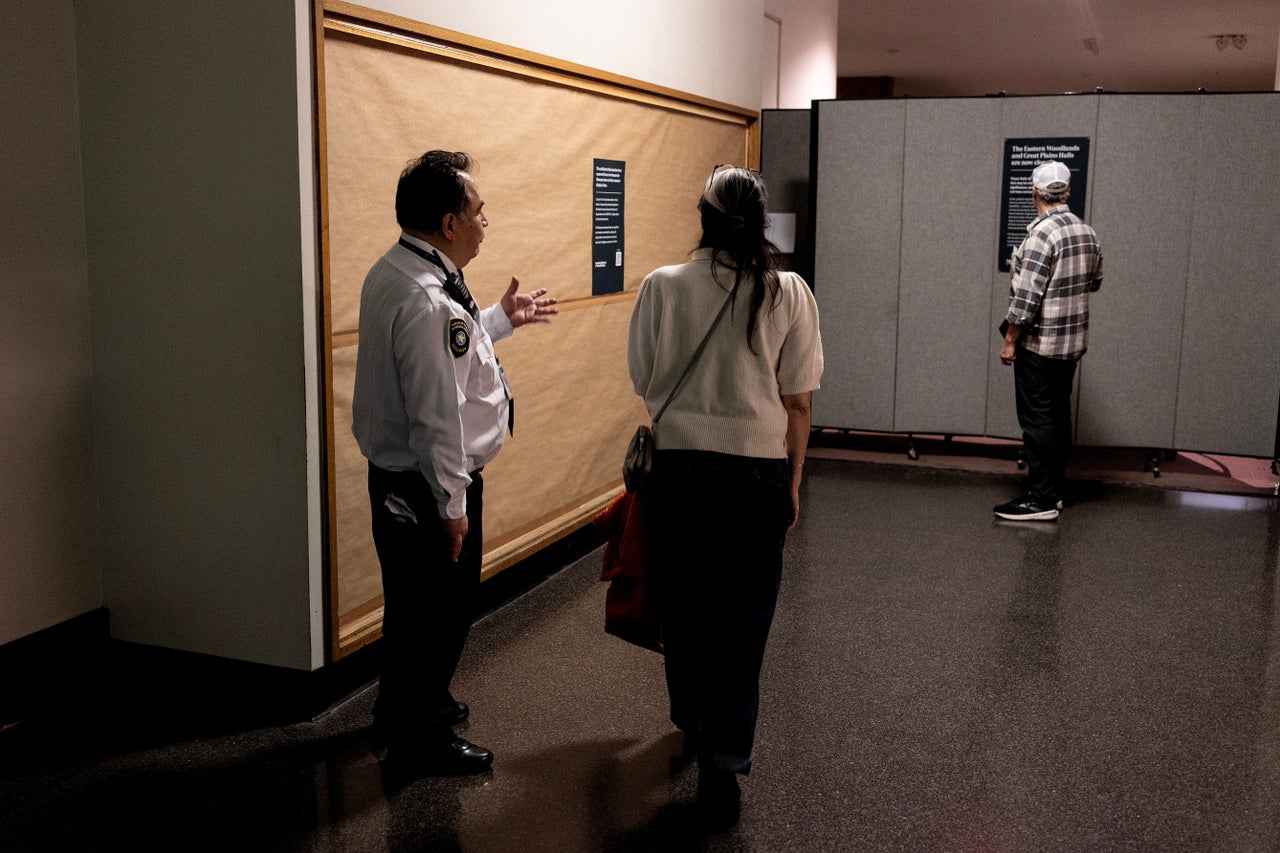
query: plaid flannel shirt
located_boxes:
[1007,205,1104,359]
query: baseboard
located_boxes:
[99,639,384,733]
[477,522,605,618]
[0,608,110,729]
[0,525,605,737]
[0,613,379,737]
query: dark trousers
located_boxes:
[1014,348,1079,506]
[645,450,790,774]
[368,463,483,744]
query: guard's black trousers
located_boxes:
[368,463,483,745]
[1014,348,1079,506]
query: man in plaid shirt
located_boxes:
[995,160,1103,521]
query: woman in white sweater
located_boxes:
[627,166,824,828]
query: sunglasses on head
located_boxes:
[710,164,763,178]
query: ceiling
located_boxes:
[837,0,1280,96]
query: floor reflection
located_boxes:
[4,462,1280,852]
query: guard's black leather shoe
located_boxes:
[372,699,468,748]
[437,700,469,727]
[429,736,492,775]
[386,736,493,778]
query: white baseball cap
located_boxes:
[1032,161,1071,193]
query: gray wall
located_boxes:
[900,97,1002,436]
[1080,96,1198,449]
[810,99,904,433]
[1175,96,1280,457]
[74,1,314,667]
[0,4,102,646]
[761,109,814,283]
[799,93,1280,458]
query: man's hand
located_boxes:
[442,516,468,562]
[501,277,558,327]
[1000,322,1021,365]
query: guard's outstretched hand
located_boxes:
[502,277,558,327]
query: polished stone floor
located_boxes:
[2,459,1279,852]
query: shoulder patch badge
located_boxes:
[448,318,470,358]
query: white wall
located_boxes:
[763,14,783,108]
[357,0,764,109]
[0,4,102,647]
[4,0,769,666]
[764,0,838,108]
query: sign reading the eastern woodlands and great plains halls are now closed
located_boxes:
[592,159,625,295]
[998,138,1091,272]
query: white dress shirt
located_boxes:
[352,234,513,519]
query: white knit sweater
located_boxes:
[628,249,824,458]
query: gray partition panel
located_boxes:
[812,92,1278,459]
[812,99,905,432]
[1079,95,1199,449]
[760,109,813,283]
[895,98,1003,435]
[985,95,1102,439]
[1176,94,1280,457]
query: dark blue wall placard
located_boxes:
[998,137,1090,272]
[592,159,625,295]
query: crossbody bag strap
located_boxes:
[652,292,734,426]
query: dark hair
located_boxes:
[395,150,473,233]
[1034,185,1070,206]
[698,168,783,353]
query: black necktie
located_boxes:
[398,238,478,319]
[397,237,513,434]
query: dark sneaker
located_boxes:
[993,496,1060,521]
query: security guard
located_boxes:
[352,150,556,776]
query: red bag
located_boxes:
[594,490,662,653]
